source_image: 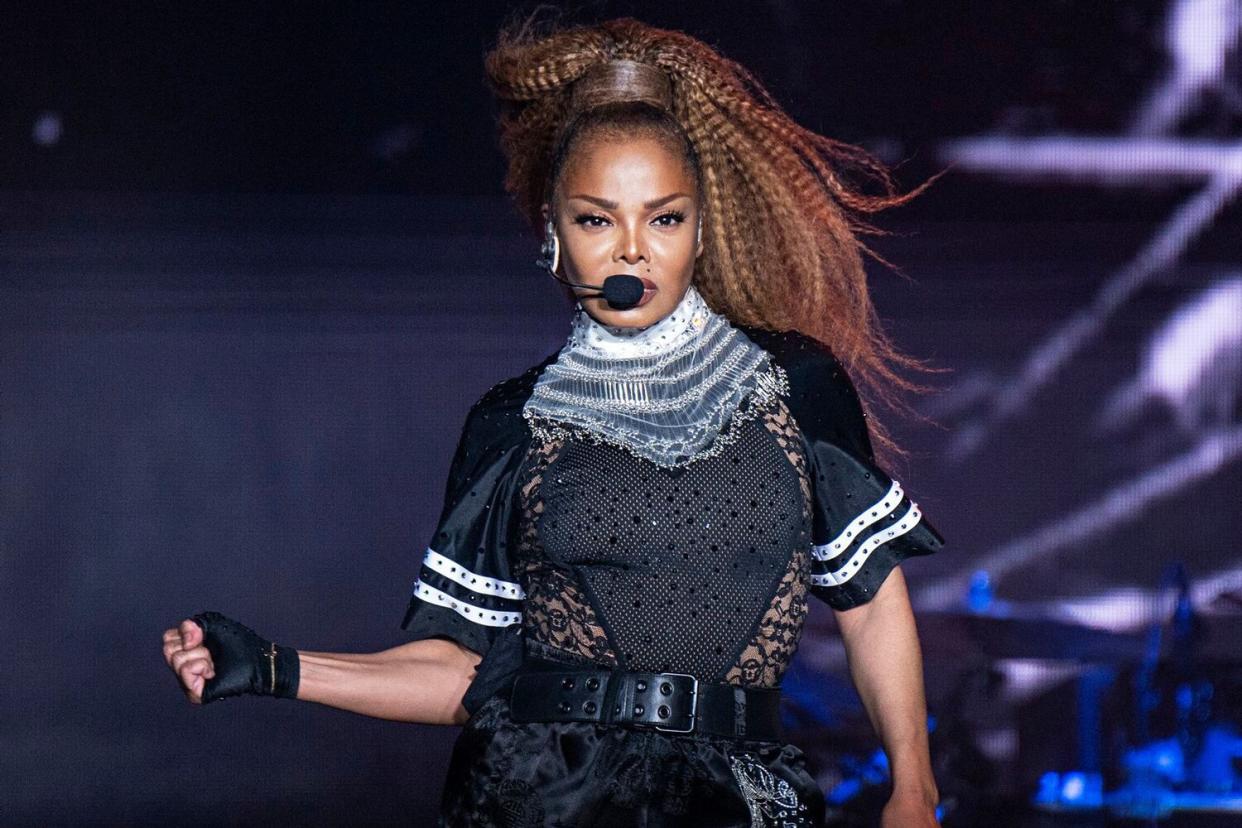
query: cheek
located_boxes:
[562,233,608,263]
[658,234,698,269]
[646,229,691,253]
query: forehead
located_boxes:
[560,135,695,194]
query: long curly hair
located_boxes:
[483,12,948,464]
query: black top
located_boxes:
[400,325,945,716]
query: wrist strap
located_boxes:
[268,643,301,699]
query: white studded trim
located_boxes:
[812,480,903,562]
[811,502,923,587]
[422,547,526,599]
[412,580,522,627]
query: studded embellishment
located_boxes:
[728,753,810,827]
[809,501,924,588]
[410,547,524,627]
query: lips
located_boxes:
[636,277,658,306]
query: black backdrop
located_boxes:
[4,2,1240,824]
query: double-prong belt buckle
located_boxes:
[643,671,699,734]
[621,670,700,734]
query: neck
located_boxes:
[569,284,710,359]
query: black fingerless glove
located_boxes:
[190,611,300,704]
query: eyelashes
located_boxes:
[573,210,686,228]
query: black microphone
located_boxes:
[544,269,648,310]
[597,274,647,309]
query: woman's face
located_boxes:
[545,136,703,328]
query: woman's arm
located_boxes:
[297,638,482,725]
[164,619,482,726]
[833,566,940,817]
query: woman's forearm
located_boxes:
[834,566,938,803]
[295,638,481,726]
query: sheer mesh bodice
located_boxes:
[513,392,813,689]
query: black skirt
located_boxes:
[438,692,827,827]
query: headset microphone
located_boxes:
[546,270,647,311]
[536,218,657,310]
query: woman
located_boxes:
[162,16,946,827]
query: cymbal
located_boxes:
[910,608,1242,664]
[912,609,1152,662]
[807,599,1242,665]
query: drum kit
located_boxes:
[794,562,1242,825]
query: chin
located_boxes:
[579,283,688,327]
[587,302,666,328]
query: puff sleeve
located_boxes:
[772,334,946,611]
[804,432,944,610]
[399,387,529,662]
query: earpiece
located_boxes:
[696,215,702,248]
[538,218,561,274]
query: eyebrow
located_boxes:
[566,192,692,210]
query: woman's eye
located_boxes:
[653,211,686,227]
[571,211,686,228]
[573,214,610,228]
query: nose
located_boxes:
[614,225,648,265]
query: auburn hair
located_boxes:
[483,13,948,465]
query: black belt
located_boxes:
[507,657,784,741]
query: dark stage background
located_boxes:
[4,2,1241,825]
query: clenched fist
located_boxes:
[162,611,299,704]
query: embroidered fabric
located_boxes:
[522,284,789,468]
[728,753,815,826]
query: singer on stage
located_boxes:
[162,15,946,827]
